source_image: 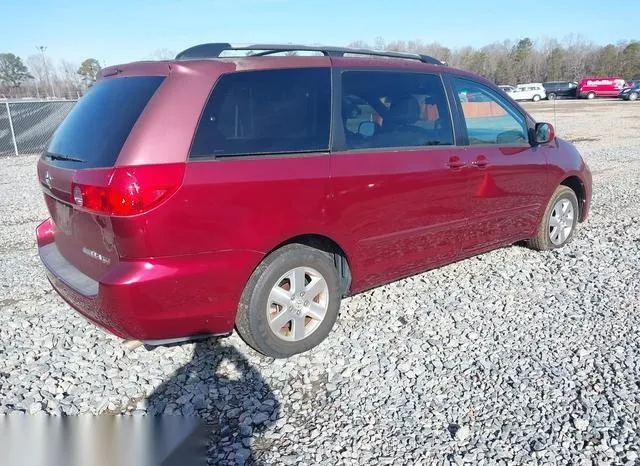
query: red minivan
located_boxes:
[36,43,592,357]
[577,77,628,99]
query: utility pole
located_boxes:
[37,45,55,98]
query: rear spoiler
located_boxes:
[98,62,172,80]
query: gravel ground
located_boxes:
[1,100,639,465]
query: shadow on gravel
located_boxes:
[147,340,279,465]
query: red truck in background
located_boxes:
[578,77,628,99]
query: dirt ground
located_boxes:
[522,98,640,151]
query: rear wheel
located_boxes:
[235,244,341,358]
[547,92,557,101]
[587,92,596,100]
[532,94,541,102]
[526,186,579,251]
[629,92,638,101]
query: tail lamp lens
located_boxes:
[70,164,185,216]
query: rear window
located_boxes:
[45,76,164,169]
[190,68,331,158]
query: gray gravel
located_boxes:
[1,101,639,465]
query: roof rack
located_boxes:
[174,43,443,65]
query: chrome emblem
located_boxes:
[44,171,52,189]
[82,247,111,265]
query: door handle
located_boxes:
[471,155,489,168]
[447,156,466,170]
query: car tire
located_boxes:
[526,185,579,251]
[629,92,638,101]
[235,244,341,358]
[587,92,596,100]
[532,94,541,102]
[547,93,556,101]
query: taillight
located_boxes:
[70,164,185,216]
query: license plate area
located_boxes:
[55,201,73,236]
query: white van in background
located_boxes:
[499,83,546,101]
[513,83,547,101]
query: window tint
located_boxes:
[46,76,164,169]
[340,71,453,150]
[453,78,529,146]
[190,68,331,157]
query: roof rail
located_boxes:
[174,43,443,65]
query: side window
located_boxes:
[340,71,453,150]
[452,78,529,146]
[190,68,331,157]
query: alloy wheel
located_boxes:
[549,198,575,245]
[266,266,329,341]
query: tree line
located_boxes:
[0,53,102,99]
[0,48,178,99]
[1,38,639,99]
[350,36,640,84]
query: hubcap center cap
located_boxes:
[293,297,304,311]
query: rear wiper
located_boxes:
[46,152,87,163]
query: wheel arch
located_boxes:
[267,234,353,297]
[560,175,586,221]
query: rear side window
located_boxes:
[190,68,331,158]
[340,71,453,150]
[46,76,164,169]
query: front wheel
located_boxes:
[526,186,579,251]
[629,92,638,101]
[532,94,541,102]
[235,244,341,358]
[587,92,596,100]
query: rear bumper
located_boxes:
[36,219,263,342]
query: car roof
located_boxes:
[174,42,444,64]
[101,55,481,84]
[100,42,492,85]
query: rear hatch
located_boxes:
[38,75,165,282]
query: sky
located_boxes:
[3,0,638,67]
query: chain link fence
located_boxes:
[0,100,76,156]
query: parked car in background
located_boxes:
[507,83,546,102]
[627,79,640,89]
[618,82,640,101]
[542,81,578,100]
[35,43,592,358]
[577,77,627,99]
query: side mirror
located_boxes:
[535,122,555,145]
[358,121,376,137]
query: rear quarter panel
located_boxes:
[142,154,333,257]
